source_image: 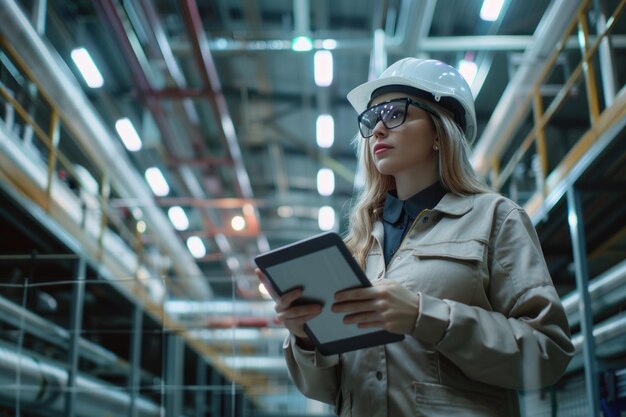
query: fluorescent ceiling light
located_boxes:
[70,47,104,88]
[186,236,206,258]
[314,50,333,86]
[316,114,334,148]
[167,206,189,231]
[480,0,505,21]
[291,36,312,51]
[317,168,335,196]
[144,167,170,196]
[114,118,142,151]
[227,256,240,270]
[318,206,335,231]
[458,60,478,86]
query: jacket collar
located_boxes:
[382,182,447,224]
[432,192,474,216]
[371,193,475,244]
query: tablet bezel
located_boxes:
[255,231,404,355]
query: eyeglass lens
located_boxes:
[358,100,409,138]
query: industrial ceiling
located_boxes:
[1,0,626,415]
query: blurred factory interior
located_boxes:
[0,0,626,415]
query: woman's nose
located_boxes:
[372,119,387,138]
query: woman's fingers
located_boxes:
[332,280,419,334]
[274,288,303,312]
[253,269,322,343]
[277,303,322,321]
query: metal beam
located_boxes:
[567,187,601,417]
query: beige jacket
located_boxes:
[284,192,575,417]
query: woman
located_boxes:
[259,58,575,416]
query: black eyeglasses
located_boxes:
[357,97,439,138]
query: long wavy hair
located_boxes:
[343,105,491,268]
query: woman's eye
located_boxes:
[388,108,405,120]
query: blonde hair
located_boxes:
[344,108,490,268]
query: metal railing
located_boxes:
[477,0,626,217]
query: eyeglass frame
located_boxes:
[357,97,440,139]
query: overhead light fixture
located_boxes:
[458,59,478,87]
[316,114,334,148]
[480,0,505,21]
[167,206,189,231]
[318,206,335,231]
[277,206,294,218]
[114,117,142,151]
[314,50,333,86]
[136,220,147,234]
[144,167,170,197]
[291,36,312,51]
[231,215,246,231]
[70,47,104,88]
[317,168,335,196]
[227,256,240,270]
[322,39,337,50]
[186,236,206,258]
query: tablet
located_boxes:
[254,231,404,355]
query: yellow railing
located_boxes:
[487,0,626,209]
[0,36,143,264]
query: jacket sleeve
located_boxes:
[412,206,575,390]
[283,334,341,405]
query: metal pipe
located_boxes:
[471,0,584,175]
[562,258,626,328]
[0,344,162,417]
[178,0,271,260]
[0,0,211,299]
[201,34,626,53]
[594,3,618,107]
[0,296,119,367]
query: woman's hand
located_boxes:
[332,279,420,335]
[255,269,322,348]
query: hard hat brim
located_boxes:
[346,76,423,114]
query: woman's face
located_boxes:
[366,93,438,181]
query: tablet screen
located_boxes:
[265,246,379,343]
[255,232,404,353]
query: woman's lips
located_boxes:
[373,143,392,155]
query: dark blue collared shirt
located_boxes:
[382,182,447,265]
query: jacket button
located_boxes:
[422,216,429,223]
[376,371,383,381]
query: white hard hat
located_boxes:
[347,58,477,144]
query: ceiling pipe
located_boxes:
[471,0,584,175]
[179,0,270,258]
[200,34,626,54]
[0,344,161,417]
[400,0,438,56]
[132,0,240,271]
[0,0,210,299]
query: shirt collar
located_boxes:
[382,182,447,223]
